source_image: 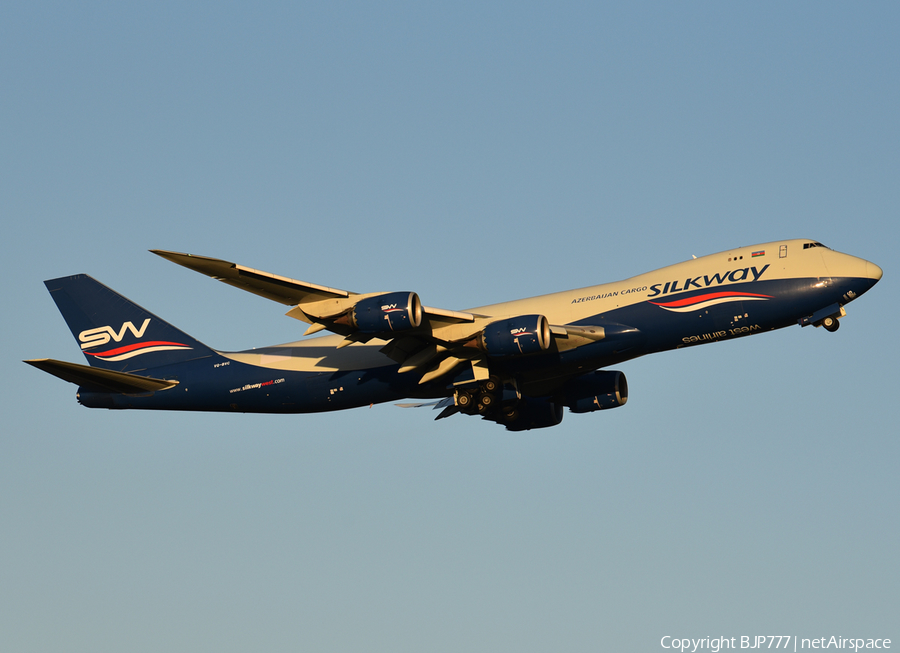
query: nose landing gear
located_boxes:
[821,315,840,332]
[799,303,846,332]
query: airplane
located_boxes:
[25,239,882,430]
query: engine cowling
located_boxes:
[344,292,423,334]
[561,370,628,413]
[478,314,551,357]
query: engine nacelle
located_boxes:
[561,370,628,413]
[345,292,423,334]
[478,314,551,357]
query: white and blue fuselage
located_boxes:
[28,239,882,430]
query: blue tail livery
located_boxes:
[43,274,215,372]
[25,240,882,429]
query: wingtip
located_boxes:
[150,249,186,260]
[150,250,234,273]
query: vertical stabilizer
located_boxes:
[45,274,215,372]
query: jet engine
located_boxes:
[560,370,628,413]
[475,314,551,357]
[335,292,423,334]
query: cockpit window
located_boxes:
[803,242,829,250]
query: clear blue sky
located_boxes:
[2,2,898,651]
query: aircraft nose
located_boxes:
[867,261,883,282]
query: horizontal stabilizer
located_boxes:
[24,359,179,394]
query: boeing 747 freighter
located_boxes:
[26,239,882,430]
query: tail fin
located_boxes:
[45,274,215,373]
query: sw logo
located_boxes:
[78,319,192,362]
[80,318,152,349]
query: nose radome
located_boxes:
[867,261,883,281]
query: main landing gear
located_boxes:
[454,376,518,421]
[455,383,496,415]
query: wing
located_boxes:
[151,250,353,306]
[152,250,608,384]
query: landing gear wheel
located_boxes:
[822,316,840,332]
[456,391,474,410]
[482,377,500,394]
[478,392,494,411]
